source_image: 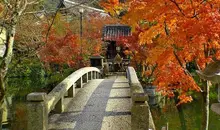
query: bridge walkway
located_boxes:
[48,75,131,130]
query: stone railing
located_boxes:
[26,67,101,130]
[126,66,156,130]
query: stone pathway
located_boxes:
[48,76,131,130]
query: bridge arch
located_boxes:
[26,67,101,130]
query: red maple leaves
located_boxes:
[101,0,220,104]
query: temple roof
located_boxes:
[102,24,131,41]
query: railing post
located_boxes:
[27,93,48,130]
[86,73,88,83]
[91,71,93,80]
[94,71,96,79]
[67,83,76,98]
[77,77,83,88]
[54,97,64,113]
[88,72,91,80]
[95,72,99,79]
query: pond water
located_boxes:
[3,77,48,129]
[151,92,220,130]
[3,73,67,130]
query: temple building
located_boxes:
[102,24,131,60]
[102,24,131,71]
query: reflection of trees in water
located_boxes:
[4,76,47,129]
[151,92,220,130]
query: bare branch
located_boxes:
[173,50,193,77]
[3,0,12,9]
[27,0,43,5]
[164,20,170,36]
[189,0,199,19]
[18,0,28,15]
[23,10,47,15]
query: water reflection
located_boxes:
[151,92,220,130]
[4,76,49,130]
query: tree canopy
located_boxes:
[101,0,220,104]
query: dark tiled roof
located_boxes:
[102,25,131,41]
[90,55,104,59]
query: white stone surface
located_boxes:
[211,103,220,115]
[48,76,131,130]
[47,67,101,112]
[106,99,131,112]
[27,92,47,101]
[109,89,130,98]
[101,115,131,130]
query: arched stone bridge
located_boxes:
[26,67,155,130]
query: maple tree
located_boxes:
[101,0,220,99]
[38,12,118,70]
[101,0,220,129]
[116,30,149,81]
[38,26,80,69]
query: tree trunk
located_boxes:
[201,80,209,130]
[0,24,16,129]
[0,76,5,130]
[0,108,2,130]
[174,92,187,130]
[0,0,33,128]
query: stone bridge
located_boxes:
[26,67,155,130]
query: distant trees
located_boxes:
[38,12,118,70]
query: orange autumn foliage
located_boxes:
[38,12,119,69]
[39,26,80,68]
[102,0,220,104]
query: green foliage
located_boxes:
[6,54,75,98]
[8,57,45,78]
[209,86,218,103]
[6,77,47,99]
[141,76,154,85]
